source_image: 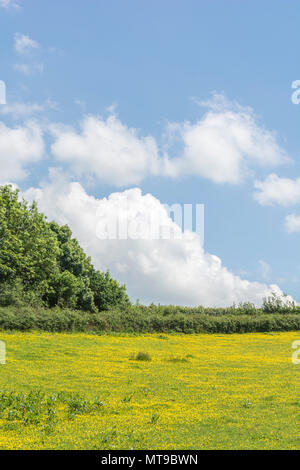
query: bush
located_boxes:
[132,352,152,361]
[0,304,299,334]
[262,292,297,314]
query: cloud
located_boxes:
[163,94,289,184]
[14,63,44,76]
[254,174,300,207]
[23,176,290,307]
[13,34,43,76]
[285,214,300,233]
[14,33,39,54]
[0,99,57,119]
[254,174,300,234]
[0,0,19,8]
[50,114,161,186]
[50,95,289,187]
[0,121,44,182]
[258,260,272,280]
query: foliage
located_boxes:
[0,185,130,312]
[131,351,152,361]
[262,292,297,313]
[0,331,299,449]
[0,302,300,334]
[0,186,59,294]
[0,185,297,324]
[0,390,104,432]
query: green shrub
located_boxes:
[132,352,152,361]
[0,303,299,335]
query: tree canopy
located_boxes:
[0,185,130,311]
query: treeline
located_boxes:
[0,185,130,312]
[1,184,299,334]
[0,301,300,334]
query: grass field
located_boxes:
[0,331,299,450]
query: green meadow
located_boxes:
[0,331,299,450]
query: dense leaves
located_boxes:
[0,185,130,311]
[0,305,299,334]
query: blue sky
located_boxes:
[1,0,300,305]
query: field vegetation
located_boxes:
[0,185,299,451]
[0,331,299,450]
[0,299,300,334]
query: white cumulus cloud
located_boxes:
[50,95,289,187]
[254,174,300,206]
[163,94,289,184]
[23,176,289,307]
[285,214,300,233]
[0,121,44,182]
[50,114,161,186]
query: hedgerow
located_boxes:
[0,304,299,334]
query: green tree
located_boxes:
[0,185,59,297]
[0,185,130,311]
[89,269,130,311]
